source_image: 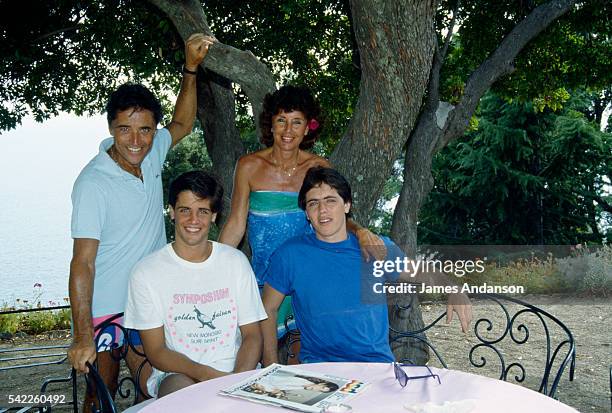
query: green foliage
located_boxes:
[0,284,72,334]
[2,0,609,156]
[419,90,611,245]
[1,0,610,251]
[0,0,361,153]
[439,0,612,105]
[423,246,612,299]
[1,286,72,335]
[464,253,571,295]
[0,308,72,335]
[533,88,571,112]
[203,0,359,154]
[162,131,212,188]
[21,311,59,334]
[0,313,21,335]
[0,0,182,130]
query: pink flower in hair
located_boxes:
[308,118,320,131]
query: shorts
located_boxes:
[93,313,142,352]
[147,371,172,397]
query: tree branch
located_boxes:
[436,0,577,151]
[34,26,79,42]
[440,0,460,62]
[586,193,612,214]
[420,0,460,124]
[147,0,275,126]
[33,7,86,42]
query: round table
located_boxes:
[136,362,577,413]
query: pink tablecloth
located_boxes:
[139,362,577,413]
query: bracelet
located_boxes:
[182,65,198,76]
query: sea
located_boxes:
[0,188,72,307]
[0,114,105,308]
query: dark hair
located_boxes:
[298,166,352,217]
[294,375,339,393]
[259,85,322,149]
[168,171,224,213]
[106,83,163,125]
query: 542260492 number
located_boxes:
[8,394,66,405]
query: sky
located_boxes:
[0,113,107,305]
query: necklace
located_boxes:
[108,145,143,180]
[270,155,298,177]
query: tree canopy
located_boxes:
[1,0,610,248]
[419,90,611,245]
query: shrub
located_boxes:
[22,311,59,334]
[461,252,570,295]
[0,308,72,336]
[0,313,21,335]
[1,291,72,335]
[557,245,612,296]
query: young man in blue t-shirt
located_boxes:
[261,167,472,365]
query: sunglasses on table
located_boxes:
[393,362,441,387]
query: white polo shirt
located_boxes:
[71,128,171,316]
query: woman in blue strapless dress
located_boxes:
[218,86,383,339]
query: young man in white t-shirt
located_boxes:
[124,171,267,397]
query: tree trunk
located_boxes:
[196,71,245,228]
[389,0,576,363]
[387,103,440,365]
[330,0,436,225]
[391,110,439,251]
[391,0,578,247]
[387,287,429,364]
[329,0,438,364]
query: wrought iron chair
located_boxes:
[0,308,150,412]
[87,313,151,407]
[62,313,151,412]
[0,349,76,413]
[39,368,78,412]
[0,305,77,413]
[83,362,118,413]
[279,314,301,365]
[389,293,576,399]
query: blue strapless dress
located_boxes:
[247,191,312,337]
[247,191,311,284]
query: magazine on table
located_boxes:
[219,363,368,412]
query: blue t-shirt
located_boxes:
[71,128,171,316]
[264,232,401,363]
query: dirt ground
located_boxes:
[416,294,611,413]
[0,294,610,412]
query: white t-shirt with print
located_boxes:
[124,242,267,395]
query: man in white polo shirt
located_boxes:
[68,33,213,408]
